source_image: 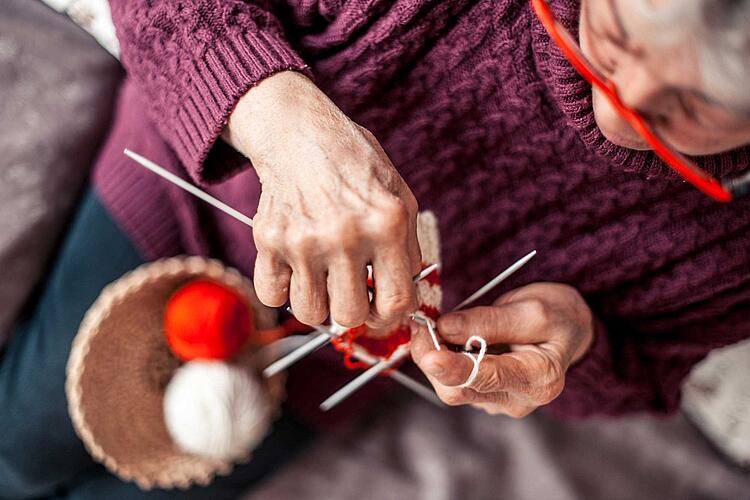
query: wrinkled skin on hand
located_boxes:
[411,283,595,417]
[223,71,421,328]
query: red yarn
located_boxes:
[164,279,254,361]
[330,264,442,372]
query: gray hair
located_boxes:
[630,0,750,110]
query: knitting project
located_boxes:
[330,211,443,371]
[326,211,487,390]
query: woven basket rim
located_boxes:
[65,256,281,490]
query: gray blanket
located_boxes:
[247,399,750,500]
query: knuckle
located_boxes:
[292,290,328,325]
[372,198,409,234]
[255,223,285,250]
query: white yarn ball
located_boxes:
[163,360,272,461]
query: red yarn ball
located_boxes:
[164,279,254,361]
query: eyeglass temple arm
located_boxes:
[723,171,750,199]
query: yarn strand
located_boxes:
[456,336,488,389]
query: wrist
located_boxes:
[222,71,334,170]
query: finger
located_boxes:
[409,322,448,371]
[327,258,369,328]
[370,247,417,326]
[288,265,329,325]
[412,341,475,384]
[253,252,292,307]
[436,301,550,345]
[411,334,516,408]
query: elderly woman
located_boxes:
[1,0,749,497]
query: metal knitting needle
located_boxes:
[335,330,444,408]
[123,149,255,228]
[386,365,445,407]
[263,325,341,377]
[264,263,441,376]
[347,341,443,407]
[320,344,411,411]
[264,322,441,407]
[452,249,537,311]
[321,250,537,411]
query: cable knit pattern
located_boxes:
[110,0,310,182]
[94,0,750,419]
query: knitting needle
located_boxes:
[347,340,444,407]
[452,249,537,311]
[320,250,537,411]
[264,263,441,376]
[320,344,411,411]
[263,325,342,377]
[123,149,255,228]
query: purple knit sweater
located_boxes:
[95,0,750,420]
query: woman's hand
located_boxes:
[223,71,421,327]
[411,283,595,417]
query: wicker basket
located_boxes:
[66,256,283,490]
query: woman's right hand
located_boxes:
[222,71,422,328]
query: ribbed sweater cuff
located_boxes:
[171,30,310,184]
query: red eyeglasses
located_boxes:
[531,0,750,202]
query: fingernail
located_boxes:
[438,314,464,334]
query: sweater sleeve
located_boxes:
[547,292,750,418]
[109,0,310,183]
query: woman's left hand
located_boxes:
[411,283,595,417]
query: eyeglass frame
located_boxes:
[530,0,750,202]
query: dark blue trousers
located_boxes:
[0,190,313,499]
